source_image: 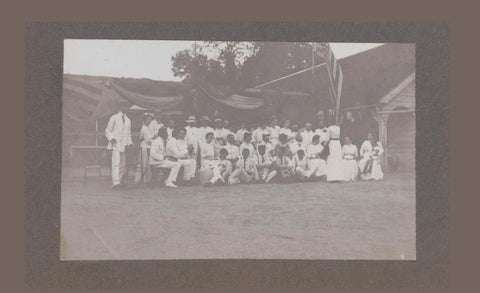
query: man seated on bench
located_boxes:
[166,128,197,185]
[149,127,182,188]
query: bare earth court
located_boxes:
[60,172,415,260]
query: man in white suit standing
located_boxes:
[105,106,133,189]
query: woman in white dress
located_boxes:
[358,133,384,180]
[135,113,154,184]
[326,123,345,182]
[306,135,327,179]
[341,136,359,181]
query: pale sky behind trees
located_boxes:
[64,40,384,81]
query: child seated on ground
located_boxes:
[229,148,258,184]
[216,148,233,185]
[256,144,272,182]
[292,149,316,181]
[265,145,294,183]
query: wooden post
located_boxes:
[372,112,389,166]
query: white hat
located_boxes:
[186,115,197,123]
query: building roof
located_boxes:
[261,43,415,109]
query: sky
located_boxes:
[64,40,384,81]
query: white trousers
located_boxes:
[308,159,328,177]
[229,167,254,184]
[111,150,126,186]
[295,166,317,179]
[150,159,182,183]
[179,159,196,180]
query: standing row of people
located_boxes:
[105,109,384,189]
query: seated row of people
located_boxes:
[144,123,383,188]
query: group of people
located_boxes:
[105,107,384,189]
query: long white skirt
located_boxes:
[327,140,345,181]
[359,158,383,180]
[342,159,359,181]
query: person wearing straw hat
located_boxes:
[185,115,199,155]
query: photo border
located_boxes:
[24,22,449,290]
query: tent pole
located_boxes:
[95,119,99,168]
[254,63,326,89]
[311,43,315,96]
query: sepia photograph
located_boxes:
[60,40,415,260]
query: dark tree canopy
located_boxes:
[171,42,322,88]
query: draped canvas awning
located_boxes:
[197,84,265,110]
[63,75,187,121]
[111,82,184,110]
[63,74,314,121]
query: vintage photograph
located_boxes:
[60,40,415,260]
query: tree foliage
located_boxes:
[171,41,322,88]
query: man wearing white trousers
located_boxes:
[105,107,133,189]
[166,128,197,184]
[149,127,181,188]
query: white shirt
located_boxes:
[105,111,132,152]
[301,130,315,148]
[185,126,199,147]
[140,124,154,149]
[237,157,257,174]
[224,143,240,160]
[258,141,274,156]
[342,144,358,160]
[220,127,233,140]
[235,128,248,143]
[279,127,294,140]
[360,141,384,160]
[150,137,167,164]
[314,127,329,145]
[293,153,308,169]
[252,127,267,145]
[198,126,215,143]
[328,125,341,139]
[289,140,305,155]
[359,140,373,158]
[239,142,257,159]
[149,120,163,136]
[200,140,216,159]
[306,143,325,159]
[256,151,272,167]
[167,127,174,138]
[166,137,188,159]
[268,125,281,143]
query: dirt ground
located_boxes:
[60,171,415,260]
